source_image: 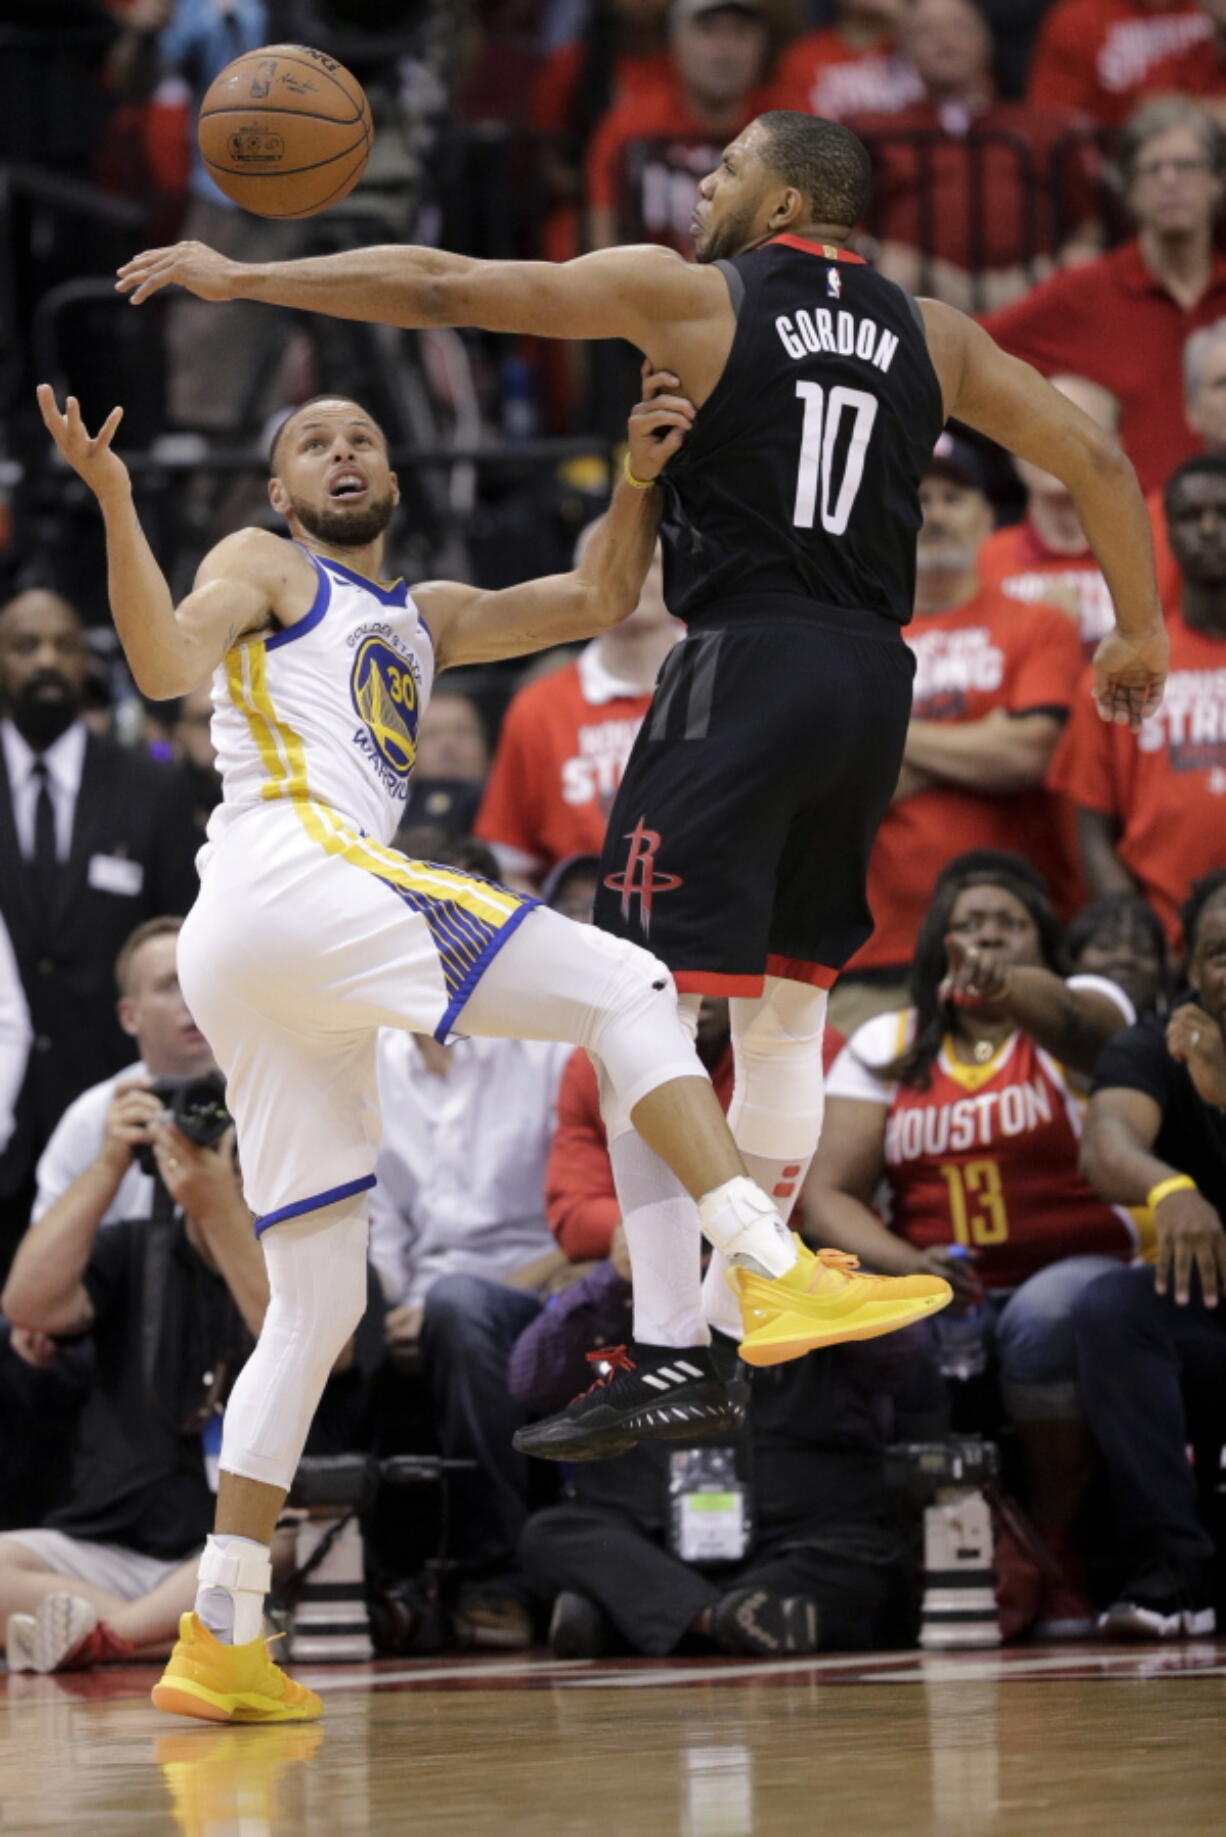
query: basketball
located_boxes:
[197,44,372,219]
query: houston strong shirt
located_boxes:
[1050,608,1226,942]
[475,643,662,877]
[829,989,1140,1290]
[849,586,1084,971]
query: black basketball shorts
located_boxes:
[594,609,915,996]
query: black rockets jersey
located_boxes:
[657,236,945,627]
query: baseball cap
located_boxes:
[672,0,765,21]
[925,430,989,494]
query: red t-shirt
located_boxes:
[547,1028,846,1259]
[531,42,673,135]
[982,243,1226,495]
[849,587,1085,972]
[829,1007,1139,1289]
[475,652,654,876]
[1027,0,1213,126]
[585,69,788,245]
[1049,608,1226,941]
[849,100,1098,272]
[1146,484,1181,612]
[978,518,1114,654]
[774,27,923,120]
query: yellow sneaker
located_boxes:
[151,1614,323,1724]
[735,1243,951,1368]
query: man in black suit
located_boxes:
[0,588,198,1277]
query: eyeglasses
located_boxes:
[1133,156,1213,181]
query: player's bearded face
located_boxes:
[287,488,396,548]
[696,190,765,264]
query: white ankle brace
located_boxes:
[197,1534,272,1597]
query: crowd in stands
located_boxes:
[4,0,1226,1671]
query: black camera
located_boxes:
[885,1437,1000,1506]
[135,1072,232,1175]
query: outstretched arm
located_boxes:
[419,374,691,669]
[37,387,281,697]
[116,238,723,352]
[920,300,1168,731]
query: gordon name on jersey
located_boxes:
[773,300,900,374]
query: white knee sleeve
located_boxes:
[592,955,705,1143]
[219,1200,369,1493]
[729,979,828,1161]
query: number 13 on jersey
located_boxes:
[940,1160,1010,1246]
[791,381,879,535]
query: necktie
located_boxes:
[30,759,60,916]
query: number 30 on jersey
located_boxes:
[791,381,879,535]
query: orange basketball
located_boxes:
[197,44,372,219]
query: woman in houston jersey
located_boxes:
[809,853,1143,1622]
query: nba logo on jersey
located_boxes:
[349,630,420,792]
[827,267,841,298]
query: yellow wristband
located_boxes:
[1147,1174,1198,1212]
[623,450,656,490]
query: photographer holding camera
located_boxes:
[0,916,218,1528]
[0,920,383,1673]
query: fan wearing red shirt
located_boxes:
[774,0,923,122]
[475,537,680,883]
[1052,454,1226,943]
[1117,0,1226,113]
[533,1,673,264]
[982,99,1226,494]
[547,997,843,1263]
[836,437,1085,1021]
[811,856,1139,1631]
[979,374,1121,654]
[585,0,786,250]
[1027,0,1213,126]
[1146,314,1226,608]
[849,0,1102,315]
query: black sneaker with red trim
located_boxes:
[512,1343,749,1462]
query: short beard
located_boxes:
[696,198,765,264]
[289,490,395,548]
[8,675,81,750]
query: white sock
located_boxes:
[195,1532,272,1646]
[610,1131,709,1347]
[701,1251,744,1339]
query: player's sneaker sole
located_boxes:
[152,1613,322,1724]
[4,1612,37,1672]
[514,1376,750,1461]
[4,1593,99,1673]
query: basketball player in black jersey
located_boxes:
[120,112,1169,1458]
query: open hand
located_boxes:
[1091,627,1169,733]
[36,386,128,503]
[626,363,696,483]
[116,240,240,305]
[1152,1185,1226,1306]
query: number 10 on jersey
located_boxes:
[792,381,879,535]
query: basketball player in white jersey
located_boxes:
[37,379,948,1722]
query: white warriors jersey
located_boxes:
[209,547,434,847]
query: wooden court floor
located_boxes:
[3,1642,1225,1836]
